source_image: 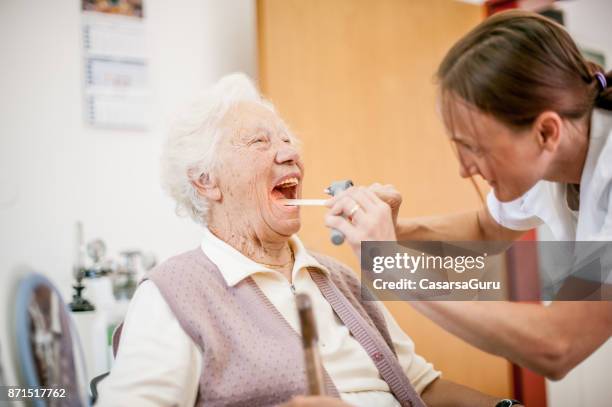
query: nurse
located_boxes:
[325,10,612,381]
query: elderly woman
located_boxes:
[96,74,507,407]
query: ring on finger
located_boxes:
[348,204,361,217]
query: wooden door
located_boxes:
[257,0,512,397]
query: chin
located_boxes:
[259,201,301,239]
[493,186,524,203]
[274,218,301,237]
[264,208,301,237]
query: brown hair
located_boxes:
[437,10,612,131]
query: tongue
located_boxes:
[271,188,286,200]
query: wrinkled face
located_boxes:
[444,98,551,202]
[212,101,303,240]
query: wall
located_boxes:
[0,0,256,386]
[543,1,612,406]
[558,0,612,70]
[257,0,514,398]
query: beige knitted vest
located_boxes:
[113,248,425,407]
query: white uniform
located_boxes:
[487,108,612,285]
[487,108,612,241]
[487,108,612,407]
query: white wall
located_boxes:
[544,2,612,406]
[558,0,612,70]
[0,0,256,386]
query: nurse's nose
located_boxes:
[456,148,479,178]
[459,163,480,178]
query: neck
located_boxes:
[207,209,293,269]
[546,118,590,184]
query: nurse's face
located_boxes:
[444,98,554,202]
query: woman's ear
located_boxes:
[190,171,221,201]
[534,111,562,152]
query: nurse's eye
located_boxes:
[461,142,482,155]
[472,146,484,156]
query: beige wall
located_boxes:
[257,0,512,397]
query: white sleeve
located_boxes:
[379,305,441,394]
[590,186,612,284]
[96,280,201,407]
[486,189,544,231]
[598,185,612,239]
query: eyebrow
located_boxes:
[450,135,467,143]
[239,125,270,136]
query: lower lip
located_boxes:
[270,192,299,213]
[276,200,299,212]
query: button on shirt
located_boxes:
[97,229,440,407]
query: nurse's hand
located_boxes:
[325,186,397,258]
[281,396,353,406]
[366,183,402,227]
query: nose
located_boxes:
[457,151,479,179]
[459,164,479,179]
[275,143,300,165]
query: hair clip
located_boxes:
[594,72,607,90]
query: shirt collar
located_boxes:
[590,108,612,141]
[200,227,329,287]
[580,108,612,188]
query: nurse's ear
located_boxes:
[533,111,562,152]
[189,170,222,201]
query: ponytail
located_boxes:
[593,68,612,111]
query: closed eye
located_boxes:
[458,141,481,155]
[249,130,270,145]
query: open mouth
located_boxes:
[271,176,299,201]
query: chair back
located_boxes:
[13,272,90,407]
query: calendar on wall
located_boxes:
[81,0,150,130]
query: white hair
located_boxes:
[159,73,276,225]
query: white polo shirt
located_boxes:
[97,229,440,407]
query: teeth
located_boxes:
[276,177,299,188]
